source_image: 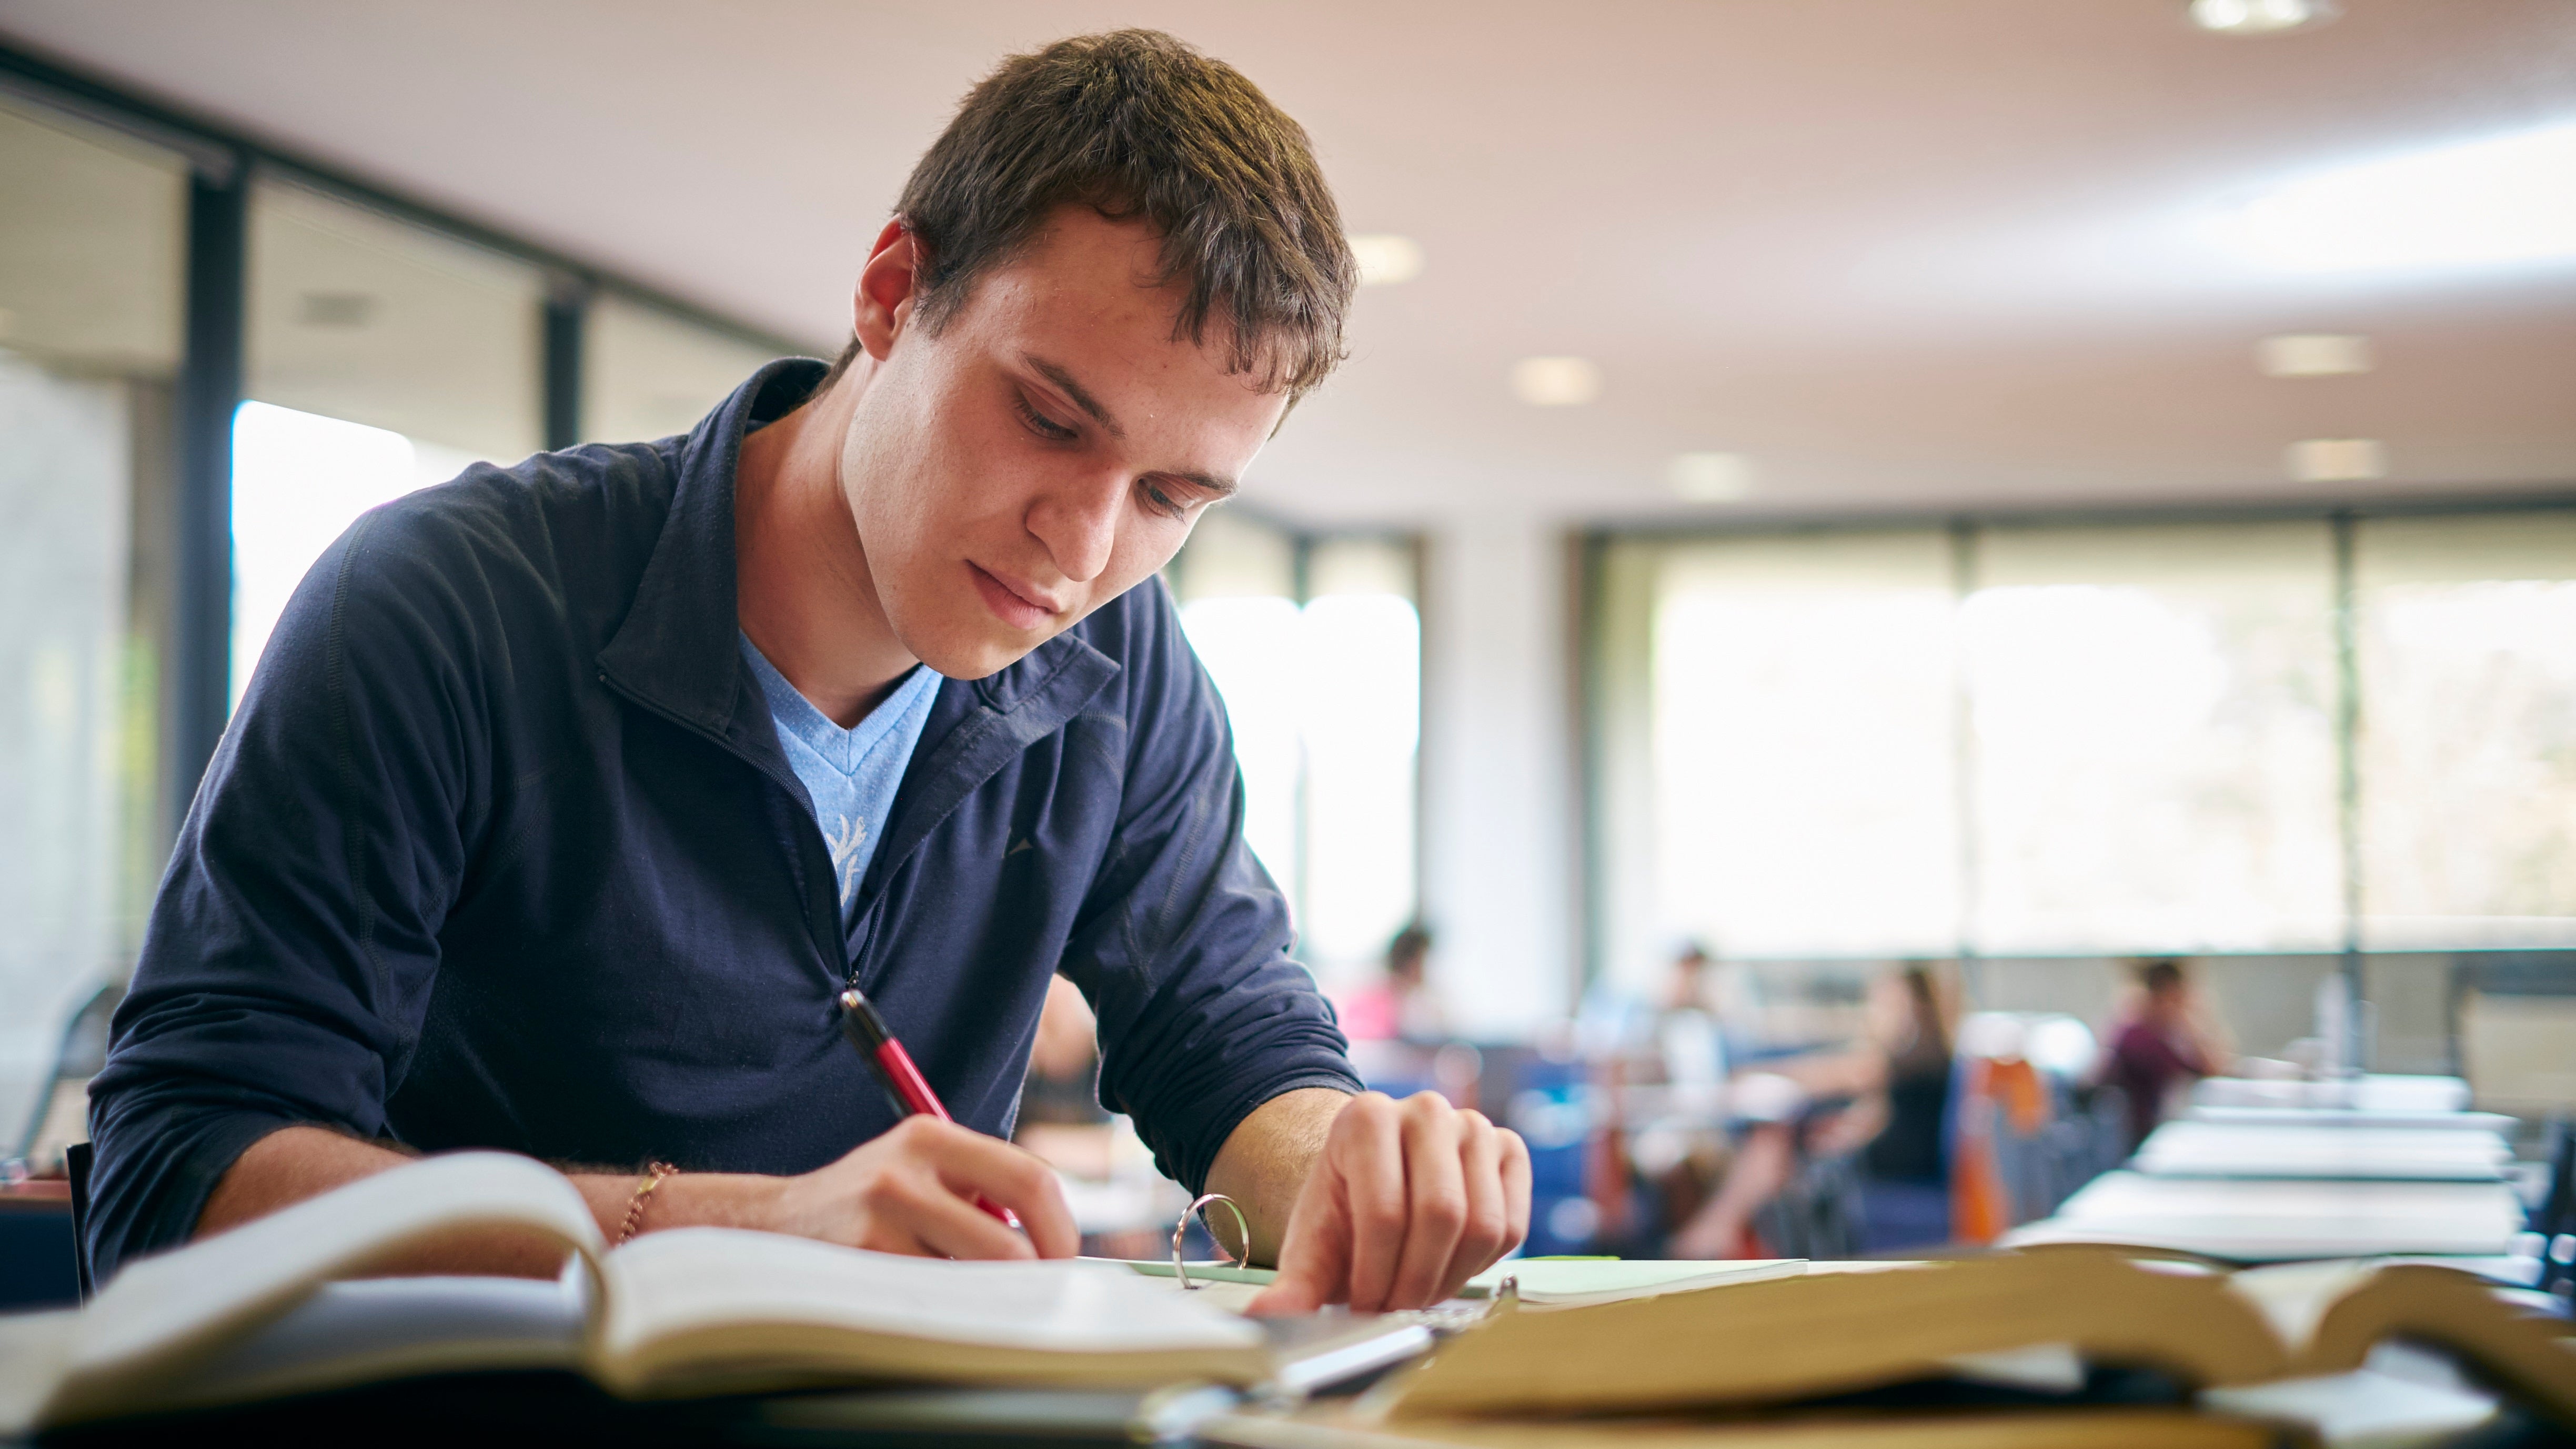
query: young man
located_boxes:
[87,29,1527,1315]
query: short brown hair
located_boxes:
[830,29,1355,400]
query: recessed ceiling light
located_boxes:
[1510,356,1603,406]
[2189,0,2337,34]
[1669,452,1754,503]
[1348,234,1424,286]
[2233,122,2576,272]
[2258,334,2372,377]
[2287,438,2386,483]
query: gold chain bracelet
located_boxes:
[616,1160,679,1246]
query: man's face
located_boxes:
[838,208,1289,680]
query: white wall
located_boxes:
[1418,515,1576,1038]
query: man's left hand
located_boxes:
[1246,1091,1530,1314]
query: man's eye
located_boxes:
[1141,480,1188,519]
[1013,393,1079,442]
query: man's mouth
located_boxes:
[967,562,1062,631]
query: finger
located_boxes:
[915,1122,1081,1259]
[1245,1171,1342,1316]
[1384,1095,1466,1310]
[900,1170,1042,1260]
[1498,1127,1533,1253]
[1339,1094,1409,1313]
[1438,1113,1511,1303]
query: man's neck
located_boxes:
[734,368,921,729]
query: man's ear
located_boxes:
[852,218,921,363]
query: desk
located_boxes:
[2187,1104,2521,1133]
[2190,1074,2473,1114]
[0,1183,76,1311]
[1999,1171,2527,1261]
[2131,1120,2511,1183]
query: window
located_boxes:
[0,93,187,1154]
[1602,509,2576,968]
[235,179,545,700]
[2358,513,2576,949]
[1966,524,2341,954]
[1646,531,1961,962]
[1169,515,1422,979]
[582,290,780,445]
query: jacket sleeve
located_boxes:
[85,504,484,1282]
[1055,583,1362,1193]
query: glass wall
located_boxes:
[233,178,546,701]
[1967,524,2341,954]
[1168,512,1423,982]
[0,93,186,1155]
[2357,514,2576,950]
[1598,509,2576,982]
[1647,532,1960,960]
[582,290,782,445]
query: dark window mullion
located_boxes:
[169,157,248,829]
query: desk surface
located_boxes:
[2003,1171,2527,1261]
[2133,1120,2512,1182]
[2190,1074,2473,1114]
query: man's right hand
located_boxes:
[758,1115,1079,1259]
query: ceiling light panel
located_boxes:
[1348,234,1424,286]
[2189,0,2337,34]
[1510,356,1603,406]
[2258,333,2372,377]
[1669,452,1754,502]
[2287,437,2386,482]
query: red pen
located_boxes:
[838,985,1021,1229]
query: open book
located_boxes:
[1371,1247,2576,1426]
[0,1152,1404,1435]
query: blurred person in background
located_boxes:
[1018,975,1110,1133]
[2103,958,2230,1151]
[1338,921,1443,1044]
[1668,962,1954,1257]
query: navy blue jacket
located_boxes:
[86,361,1358,1281]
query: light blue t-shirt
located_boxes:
[739,634,942,923]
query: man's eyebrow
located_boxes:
[1023,355,1123,439]
[1161,469,1239,499]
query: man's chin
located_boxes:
[904,624,1048,682]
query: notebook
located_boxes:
[0,1152,1416,1435]
[1460,1257,1808,1307]
[1112,1256,1808,1309]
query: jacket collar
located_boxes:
[597,358,824,734]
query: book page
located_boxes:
[598,1228,1264,1364]
[45,1151,602,1425]
[97,1275,588,1420]
[2222,1260,2382,1353]
[1463,1259,1806,1304]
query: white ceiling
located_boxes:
[4,0,2572,527]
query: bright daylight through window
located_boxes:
[1171,515,1421,984]
[1608,514,2576,979]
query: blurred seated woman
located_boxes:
[1668,963,1954,1257]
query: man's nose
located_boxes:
[1024,471,1124,584]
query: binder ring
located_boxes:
[1171,1192,1251,1290]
